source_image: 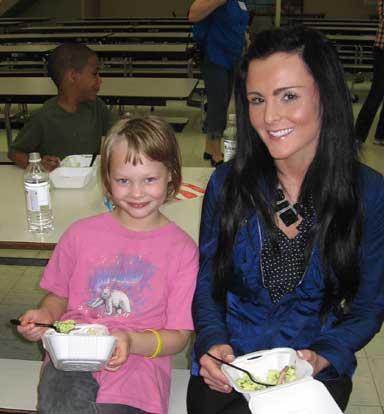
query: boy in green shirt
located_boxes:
[8,43,113,171]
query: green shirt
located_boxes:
[10,97,113,160]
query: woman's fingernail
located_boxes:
[297,350,304,358]
[224,384,230,390]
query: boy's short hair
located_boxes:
[101,115,182,202]
[47,43,96,88]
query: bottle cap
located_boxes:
[228,113,236,123]
[29,152,41,162]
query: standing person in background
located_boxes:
[355,0,384,145]
[188,0,249,167]
[187,26,384,413]
[8,43,113,171]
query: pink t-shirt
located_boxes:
[40,212,198,414]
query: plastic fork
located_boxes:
[207,352,275,387]
[9,319,75,333]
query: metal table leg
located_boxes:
[4,102,12,150]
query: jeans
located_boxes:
[38,361,151,414]
[202,56,235,140]
[355,47,384,142]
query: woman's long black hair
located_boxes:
[213,26,362,316]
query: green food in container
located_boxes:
[235,366,297,391]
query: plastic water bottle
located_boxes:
[24,152,54,233]
[223,113,237,162]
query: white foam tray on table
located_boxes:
[49,154,98,189]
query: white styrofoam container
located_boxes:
[42,324,116,372]
[49,154,98,189]
[60,154,94,168]
[248,377,343,414]
[222,348,342,414]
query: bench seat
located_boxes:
[0,358,190,413]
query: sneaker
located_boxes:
[373,139,384,146]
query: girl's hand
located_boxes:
[297,349,330,375]
[199,344,234,393]
[105,331,131,371]
[16,309,53,342]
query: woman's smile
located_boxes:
[268,127,294,139]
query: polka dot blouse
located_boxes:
[261,198,316,303]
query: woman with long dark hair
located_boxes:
[187,26,384,413]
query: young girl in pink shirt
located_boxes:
[16,116,199,414]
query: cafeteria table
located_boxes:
[326,33,375,45]
[16,24,192,33]
[0,31,192,46]
[0,165,213,254]
[288,17,378,26]
[308,25,377,36]
[0,32,114,44]
[0,20,23,33]
[108,32,191,43]
[60,18,190,25]
[301,20,378,28]
[0,76,198,147]
[0,43,190,61]
[0,44,54,60]
[92,43,189,60]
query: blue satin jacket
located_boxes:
[191,162,384,380]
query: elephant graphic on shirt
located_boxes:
[88,287,131,315]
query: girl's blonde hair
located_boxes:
[101,115,182,202]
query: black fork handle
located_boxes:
[9,319,55,329]
[206,352,273,387]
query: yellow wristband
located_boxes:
[144,329,163,359]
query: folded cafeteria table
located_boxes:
[0,76,198,147]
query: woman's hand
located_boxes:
[16,308,53,342]
[297,349,330,375]
[106,330,131,371]
[199,344,234,393]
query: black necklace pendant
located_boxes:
[275,188,299,226]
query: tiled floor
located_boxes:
[0,79,383,413]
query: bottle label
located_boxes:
[25,182,51,212]
[224,139,237,162]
